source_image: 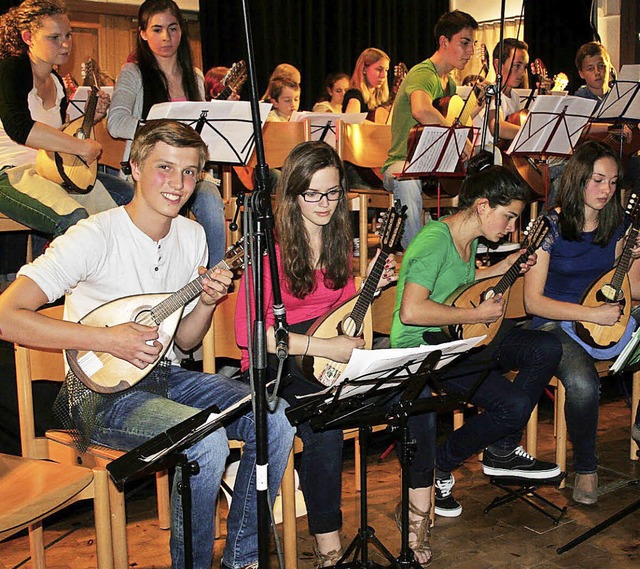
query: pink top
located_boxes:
[171,96,188,102]
[235,243,356,371]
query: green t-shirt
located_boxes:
[390,220,478,348]
[382,59,456,172]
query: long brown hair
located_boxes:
[275,141,352,298]
[135,0,201,118]
[0,0,66,59]
[349,48,390,110]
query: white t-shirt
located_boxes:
[0,72,65,167]
[473,89,522,148]
[19,206,208,365]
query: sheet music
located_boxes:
[506,95,596,156]
[594,65,640,122]
[147,100,272,165]
[290,111,366,148]
[403,125,470,175]
[68,86,114,121]
[610,326,640,374]
[299,336,485,402]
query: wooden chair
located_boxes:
[0,452,113,569]
[94,121,126,172]
[14,305,171,569]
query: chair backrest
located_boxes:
[336,121,392,169]
[504,276,526,319]
[371,284,397,336]
[248,120,311,169]
[202,290,242,374]
[94,121,127,171]
[14,305,66,459]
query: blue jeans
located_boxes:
[188,179,226,267]
[383,161,425,249]
[99,171,134,206]
[92,366,295,569]
[435,324,562,472]
[536,322,600,474]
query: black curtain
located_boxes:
[524,0,595,94]
[199,0,448,111]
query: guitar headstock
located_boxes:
[530,58,551,93]
[552,72,569,92]
[378,200,407,254]
[224,60,248,92]
[523,215,551,250]
[220,238,246,271]
[477,43,489,78]
[626,193,640,229]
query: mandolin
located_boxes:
[215,60,247,101]
[442,215,550,346]
[66,240,245,394]
[35,59,101,194]
[368,62,408,124]
[434,44,489,127]
[299,201,406,387]
[567,195,640,353]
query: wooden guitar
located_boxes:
[66,240,245,394]
[300,201,406,387]
[35,61,100,194]
[433,44,489,126]
[214,60,248,101]
[567,195,640,351]
[442,215,550,346]
[368,62,408,124]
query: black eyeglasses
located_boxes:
[301,187,344,203]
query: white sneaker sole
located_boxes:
[482,465,562,479]
[434,504,462,518]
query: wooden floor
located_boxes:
[1,390,639,569]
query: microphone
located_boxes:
[273,303,289,360]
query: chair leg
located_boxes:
[631,371,640,461]
[27,521,45,569]
[281,448,298,569]
[93,468,115,569]
[359,195,369,278]
[555,382,567,489]
[107,475,128,569]
[526,404,539,458]
[156,470,171,530]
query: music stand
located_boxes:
[286,339,482,568]
[106,394,252,569]
[291,111,366,149]
[68,86,114,121]
[505,95,597,202]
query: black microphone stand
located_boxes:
[239,1,290,566]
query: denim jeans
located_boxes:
[188,178,226,268]
[383,161,425,249]
[99,171,134,206]
[435,324,562,472]
[92,366,295,569]
[536,322,600,474]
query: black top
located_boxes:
[0,55,68,145]
[342,88,366,113]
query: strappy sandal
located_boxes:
[312,543,343,568]
[394,502,433,566]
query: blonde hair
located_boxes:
[349,48,390,110]
[262,63,301,100]
[0,0,67,59]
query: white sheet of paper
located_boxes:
[290,111,366,148]
[147,100,272,165]
[595,67,640,122]
[403,125,470,174]
[506,95,596,156]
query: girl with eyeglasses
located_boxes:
[235,141,410,566]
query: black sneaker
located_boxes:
[434,473,462,517]
[482,446,561,479]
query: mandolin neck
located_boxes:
[80,89,98,137]
[611,224,640,291]
[150,258,232,324]
[349,250,388,329]
[490,245,531,296]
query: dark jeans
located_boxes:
[434,323,562,472]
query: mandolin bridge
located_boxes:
[598,285,624,304]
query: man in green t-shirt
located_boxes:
[383,10,478,248]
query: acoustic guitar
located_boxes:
[434,44,489,127]
[506,58,552,127]
[214,60,248,101]
[66,240,245,394]
[565,195,640,353]
[442,215,550,347]
[300,201,406,387]
[35,62,100,194]
[368,62,408,124]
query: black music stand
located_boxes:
[505,95,596,202]
[107,394,252,569]
[286,342,478,569]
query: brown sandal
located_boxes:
[394,502,433,566]
[313,543,343,568]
